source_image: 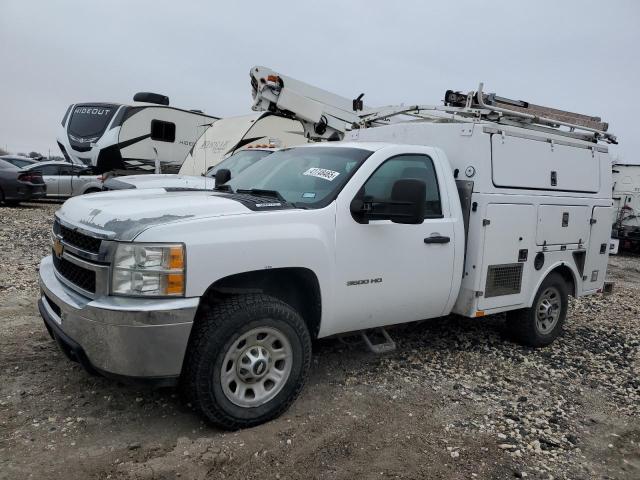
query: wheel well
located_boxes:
[198,268,322,338]
[549,264,576,297]
[83,187,101,194]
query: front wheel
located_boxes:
[183,294,311,430]
[506,272,569,347]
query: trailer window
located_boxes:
[150,120,176,143]
[363,154,442,218]
[68,104,118,138]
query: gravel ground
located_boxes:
[0,200,638,480]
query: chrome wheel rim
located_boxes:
[535,286,561,334]
[221,326,292,408]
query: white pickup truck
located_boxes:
[39,118,613,429]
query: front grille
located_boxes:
[52,253,96,294]
[55,221,102,254]
[485,263,523,298]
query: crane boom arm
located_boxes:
[250,66,616,144]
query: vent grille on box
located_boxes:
[485,263,523,298]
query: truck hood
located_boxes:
[56,189,255,241]
[104,174,214,191]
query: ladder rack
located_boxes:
[250,66,617,145]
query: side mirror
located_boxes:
[350,179,425,225]
[214,168,231,188]
[389,179,426,224]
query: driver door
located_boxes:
[333,153,455,333]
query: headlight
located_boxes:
[111,243,185,297]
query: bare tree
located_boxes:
[0,147,8,156]
[28,151,43,159]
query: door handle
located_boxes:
[424,235,450,244]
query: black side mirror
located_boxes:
[389,179,426,224]
[215,168,231,188]
[350,178,426,225]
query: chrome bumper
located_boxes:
[38,255,198,379]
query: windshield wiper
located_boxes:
[236,188,312,209]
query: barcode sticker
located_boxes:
[303,168,340,181]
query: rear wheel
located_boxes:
[506,272,568,347]
[183,294,311,430]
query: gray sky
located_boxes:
[1,0,638,161]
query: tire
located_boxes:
[183,294,312,430]
[4,200,21,206]
[506,272,568,347]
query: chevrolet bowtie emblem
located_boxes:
[53,238,64,258]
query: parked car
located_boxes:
[0,155,38,168]
[0,159,46,205]
[21,161,104,198]
[102,148,277,191]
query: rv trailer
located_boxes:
[57,92,219,174]
[178,112,307,176]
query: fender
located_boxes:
[527,259,580,308]
[134,205,338,327]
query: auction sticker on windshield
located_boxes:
[303,168,340,181]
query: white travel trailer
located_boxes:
[178,112,307,176]
[57,92,219,174]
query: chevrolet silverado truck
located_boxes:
[39,119,613,429]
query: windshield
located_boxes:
[68,104,118,138]
[206,150,273,178]
[226,146,372,207]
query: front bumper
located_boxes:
[38,255,198,382]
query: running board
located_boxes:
[360,328,396,354]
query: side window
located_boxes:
[59,165,73,176]
[40,165,60,175]
[150,120,176,142]
[362,154,442,218]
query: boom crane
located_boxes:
[250,66,616,145]
[250,66,364,141]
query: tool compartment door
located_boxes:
[536,205,591,246]
[582,206,613,293]
[492,135,599,193]
[478,203,536,310]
